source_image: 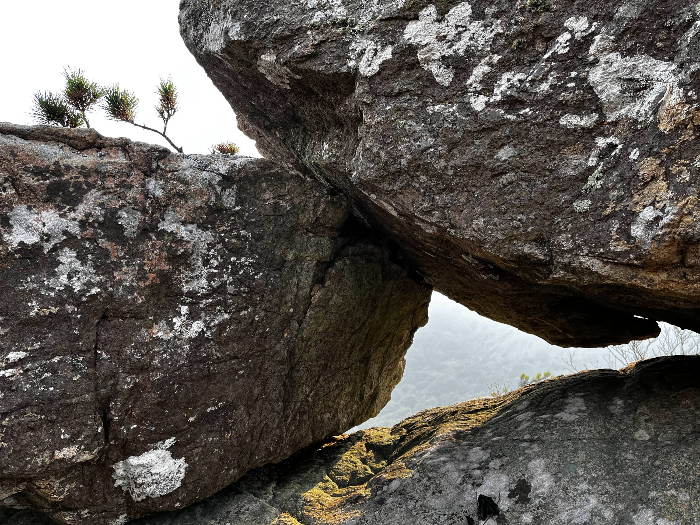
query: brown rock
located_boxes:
[0,123,430,524]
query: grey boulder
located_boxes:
[180,0,700,347]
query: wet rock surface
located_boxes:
[180,0,700,346]
[100,356,700,524]
[0,123,430,524]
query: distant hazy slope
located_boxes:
[358,293,613,429]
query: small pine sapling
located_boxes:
[62,67,102,128]
[156,77,178,135]
[103,85,138,122]
[32,68,101,128]
[32,91,83,128]
[210,142,240,155]
[102,78,183,154]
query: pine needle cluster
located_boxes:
[102,85,138,123]
[156,77,178,133]
[32,68,101,128]
[63,68,102,128]
[32,91,84,128]
[101,81,182,153]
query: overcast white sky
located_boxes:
[0,1,259,156]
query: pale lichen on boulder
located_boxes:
[0,123,430,524]
[179,0,700,347]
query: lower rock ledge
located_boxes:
[7,356,697,524]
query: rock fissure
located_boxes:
[93,311,111,447]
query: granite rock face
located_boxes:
[110,356,700,524]
[179,0,700,346]
[0,123,430,524]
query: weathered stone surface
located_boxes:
[179,0,700,346]
[0,123,430,524]
[105,356,700,524]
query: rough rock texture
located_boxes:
[76,356,700,524]
[179,0,700,346]
[0,123,430,524]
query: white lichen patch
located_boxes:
[257,52,302,89]
[113,439,187,502]
[349,39,394,77]
[198,10,243,53]
[221,186,237,209]
[0,368,21,380]
[149,304,231,343]
[469,69,526,112]
[4,351,28,364]
[172,306,206,340]
[632,508,663,525]
[560,113,598,128]
[554,396,587,421]
[53,445,98,462]
[306,0,347,24]
[404,3,503,87]
[589,53,680,122]
[582,167,605,193]
[117,207,142,238]
[4,205,80,253]
[542,31,572,61]
[145,178,165,198]
[495,145,518,161]
[631,205,676,248]
[588,136,622,167]
[634,429,651,441]
[466,54,501,90]
[573,199,592,213]
[527,458,554,496]
[535,72,558,94]
[46,248,103,295]
[564,16,597,40]
[72,189,106,223]
[493,71,527,101]
[158,211,218,294]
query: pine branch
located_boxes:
[63,67,102,129]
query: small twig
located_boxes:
[131,122,183,153]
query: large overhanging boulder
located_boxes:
[179,0,700,346]
[6,356,690,525]
[0,123,430,524]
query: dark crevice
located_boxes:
[93,311,111,446]
[338,212,428,288]
[7,176,22,198]
[99,407,111,446]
